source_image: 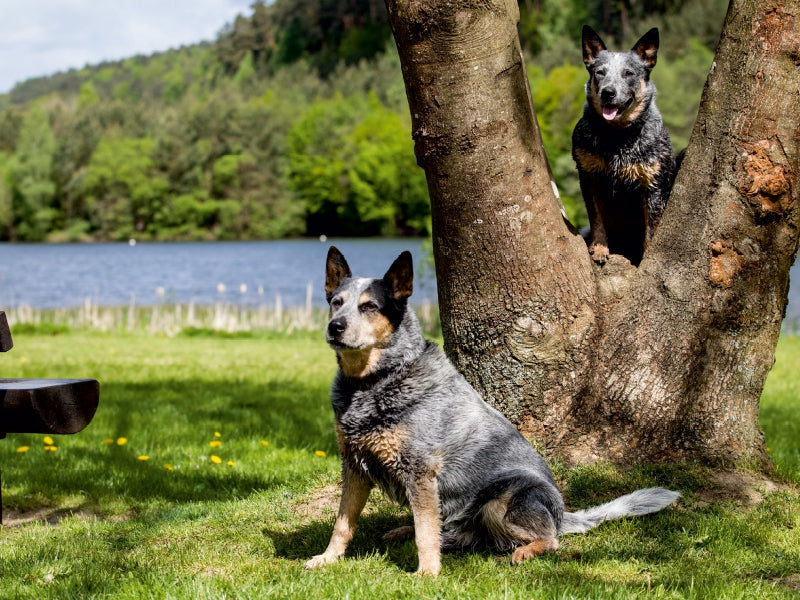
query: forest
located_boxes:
[0,0,728,242]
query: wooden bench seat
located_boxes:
[0,310,99,524]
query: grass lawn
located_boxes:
[0,329,798,599]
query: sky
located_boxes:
[0,0,255,94]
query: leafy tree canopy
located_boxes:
[0,0,727,242]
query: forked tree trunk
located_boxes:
[384,0,800,467]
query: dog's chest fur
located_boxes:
[330,355,431,502]
[573,114,667,191]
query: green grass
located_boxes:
[0,330,798,599]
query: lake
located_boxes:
[0,239,436,310]
[0,239,798,327]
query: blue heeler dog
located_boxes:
[572,25,677,266]
[305,246,680,576]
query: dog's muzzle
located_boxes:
[598,87,632,121]
[327,317,347,341]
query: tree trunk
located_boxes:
[384,0,800,468]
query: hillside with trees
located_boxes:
[0,0,727,242]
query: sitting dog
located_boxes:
[572,25,677,266]
[305,246,679,576]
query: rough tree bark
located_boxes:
[384,0,799,467]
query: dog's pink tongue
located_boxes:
[602,106,618,120]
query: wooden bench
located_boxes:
[0,310,99,525]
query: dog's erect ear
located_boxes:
[325,246,352,301]
[632,28,659,70]
[581,25,606,67]
[383,251,413,303]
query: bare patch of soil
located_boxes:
[1,507,96,527]
[302,484,342,520]
[694,470,794,507]
[771,574,800,592]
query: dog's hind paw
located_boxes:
[510,538,559,565]
[383,525,414,541]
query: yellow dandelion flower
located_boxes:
[44,445,57,452]
[43,436,54,445]
[210,455,222,464]
[260,440,269,447]
[227,461,235,467]
[315,450,326,457]
[137,455,149,461]
[209,440,222,448]
[104,438,114,445]
[17,446,30,453]
[117,437,128,446]
[164,463,174,471]
[20,356,27,363]
[214,432,221,438]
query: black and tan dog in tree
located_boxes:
[572,25,678,266]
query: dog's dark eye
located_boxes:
[624,70,635,78]
[360,301,379,313]
[331,297,343,309]
[596,69,606,78]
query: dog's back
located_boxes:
[572,26,676,266]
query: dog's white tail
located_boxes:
[558,487,680,535]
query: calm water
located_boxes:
[0,240,798,326]
[0,239,436,309]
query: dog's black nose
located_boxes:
[328,317,347,337]
[600,87,617,102]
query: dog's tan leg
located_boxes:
[407,471,442,576]
[580,172,610,264]
[305,466,373,569]
[510,537,559,565]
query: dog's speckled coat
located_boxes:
[306,247,680,575]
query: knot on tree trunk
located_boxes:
[709,240,745,289]
[738,140,792,218]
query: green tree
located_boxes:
[7,107,57,240]
[77,82,100,109]
[0,157,12,238]
[529,63,588,227]
[348,100,429,234]
[288,94,428,236]
[83,136,168,239]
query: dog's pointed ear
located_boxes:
[632,28,659,70]
[325,246,351,301]
[383,251,413,303]
[581,25,606,67]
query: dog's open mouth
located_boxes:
[602,99,632,121]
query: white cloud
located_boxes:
[0,0,253,93]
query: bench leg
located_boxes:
[1,432,4,526]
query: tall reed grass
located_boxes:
[3,284,441,337]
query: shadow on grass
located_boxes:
[1,377,336,509]
[265,510,432,573]
[92,378,335,449]
[268,469,693,574]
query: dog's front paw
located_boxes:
[589,243,610,264]
[305,552,340,570]
[415,560,441,577]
